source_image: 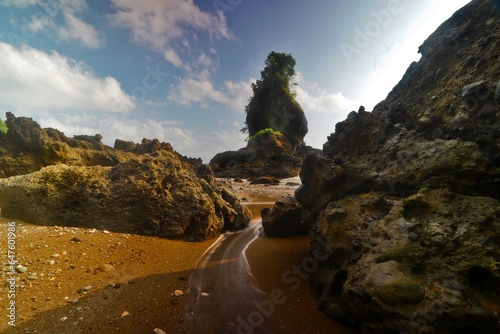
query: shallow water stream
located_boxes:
[184,179,297,334]
[185,199,277,334]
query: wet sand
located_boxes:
[0,218,214,334]
[246,236,352,334]
[238,178,353,334]
[0,178,352,333]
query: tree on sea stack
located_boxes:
[243,52,308,150]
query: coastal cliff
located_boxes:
[293,0,500,332]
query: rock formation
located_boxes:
[0,112,135,179]
[0,150,250,241]
[210,52,318,179]
[210,129,309,178]
[261,196,308,237]
[0,112,250,241]
[245,86,308,151]
[291,1,500,332]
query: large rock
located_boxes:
[209,143,304,179]
[261,196,307,237]
[0,112,137,178]
[246,86,308,150]
[0,112,203,178]
[309,189,500,333]
[289,1,500,332]
[0,151,250,241]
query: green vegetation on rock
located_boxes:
[248,128,282,142]
[0,118,7,133]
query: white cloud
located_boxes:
[0,42,135,115]
[2,0,38,7]
[168,76,254,112]
[57,11,105,48]
[168,77,229,106]
[3,0,105,49]
[164,48,188,70]
[109,0,234,52]
[294,72,360,114]
[293,72,361,149]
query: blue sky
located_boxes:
[0,0,471,162]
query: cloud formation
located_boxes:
[109,0,234,66]
[3,0,105,48]
[293,72,361,148]
[0,41,135,114]
[168,74,254,112]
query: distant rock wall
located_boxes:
[0,112,136,178]
[292,0,500,333]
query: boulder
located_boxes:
[261,196,307,237]
[0,151,250,241]
[461,80,490,110]
[248,176,280,185]
[309,189,500,333]
[247,130,293,159]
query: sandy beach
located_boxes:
[0,179,349,333]
[0,219,214,334]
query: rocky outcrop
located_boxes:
[309,189,500,333]
[209,130,315,179]
[0,112,203,178]
[261,196,308,237]
[292,1,500,333]
[210,52,316,179]
[0,150,250,241]
[245,86,308,150]
[0,112,136,178]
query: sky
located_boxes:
[0,0,472,162]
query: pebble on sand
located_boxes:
[97,263,114,272]
[121,311,130,318]
[16,266,27,273]
[153,329,167,334]
[173,290,184,297]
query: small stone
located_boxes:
[128,279,135,284]
[48,260,55,265]
[61,316,68,322]
[114,283,121,289]
[173,290,184,297]
[70,298,79,304]
[51,254,60,258]
[97,264,114,272]
[121,311,130,318]
[103,230,110,234]
[83,285,92,292]
[70,236,82,243]
[16,266,27,273]
[179,276,188,281]
[153,329,167,334]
